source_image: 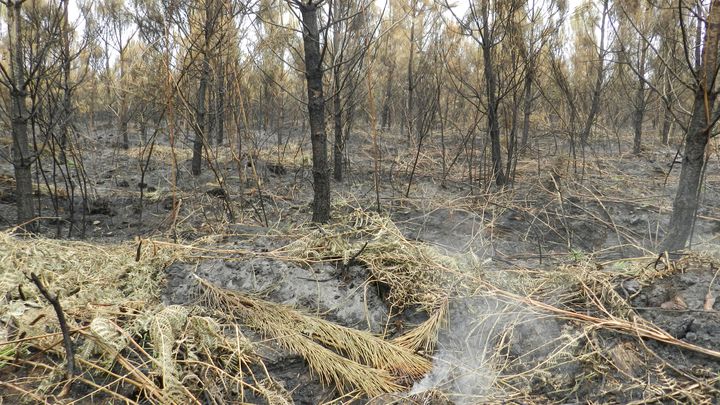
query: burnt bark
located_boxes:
[8,0,35,228]
[520,65,533,150]
[406,1,416,140]
[660,73,673,145]
[694,2,702,70]
[660,111,673,145]
[216,57,225,146]
[580,0,609,145]
[632,44,647,155]
[299,1,330,223]
[661,0,720,251]
[380,58,394,130]
[333,74,343,182]
[59,0,72,163]
[192,1,213,176]
[332,0,344,182]
[662,93,716,250]
[192,51,210,176]
[506,90,519,181]
[119,45,129,149]
[481,2,505,186]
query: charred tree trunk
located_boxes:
[632,83,645,154]
[580,0,608,145]
[333,74,343,182]
[632,45,647,155]
[381,58,394,130]
[192,53,210,176]
[216,56,226,146]
[661,0,720,251]
[481,3,505,186]
[506,91,520,181]
[694,2,702,70]
[406,2,416,141]
[119,33,129,150]
[59,0,72,163]
[660,111,673,145]
[520,65,533,150]
[139,111,147,145]
[298,1,330,223]
[90,77,97,129]
[660,73,673,145]
[192,4,212,176]
[8,0,35,228]
[332,0,344,182]
[104,38,112,126]
[191,1,217,176]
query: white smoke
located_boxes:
[409,295,572,404]
[410,297,510,403]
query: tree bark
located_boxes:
[59,0,72,163]
[299,1,330,223]
[481,3,505,186]
[119,31,129,149]
[406,2,416,141]
[216,56,225,146]
[90,77,97,129]
[520,65,533,150]
[381,58,394,130]
[632,44,647,155]
[192,0,213,176]
[660,114,673,145]
[632,84,645,154]
[139,112,147,145]
[192,51,210,176]
[506,91,519,180]
[661,0,720,251]
[104,37,111,125]
[580,0,608,145]
[694,2,702,70]
[8,0,35,228]
[333,73,343,182]
[660,73,673,145]
[332,0,344,182]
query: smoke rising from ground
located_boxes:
[410,294,579,403]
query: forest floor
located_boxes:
[1,124,720,404]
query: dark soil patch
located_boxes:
[164,259,390,333]
[632,261,720,381]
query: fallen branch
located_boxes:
[343,241,369,274]
[28,272,76,379]
[480,278,720,361]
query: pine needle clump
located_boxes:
[276,208,466,351]
[281,209,461,312]
[0,231,258,404]
[196,277,431,397]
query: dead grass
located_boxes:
[0,220,432,403]
[263,206,720,403]
[1,199,720,403]
[197,277,430,396]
